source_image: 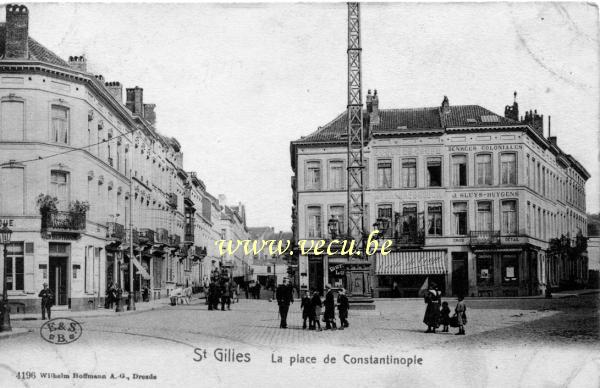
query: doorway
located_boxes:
[49,256,68,306]
[452,252,468,296]
[308,258,324,293]
[349,272,365,295]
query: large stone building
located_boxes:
[290,90,589,297]
[0,5,243,312]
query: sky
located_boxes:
[9,2,599,231]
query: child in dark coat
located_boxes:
[300,290,311,329]
[440,301,451,332]
[309,291,322,331]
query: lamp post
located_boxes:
[0,221,13,332]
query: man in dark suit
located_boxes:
[276,277,294,328]
[38,283,54,320]
[323,284,337,330]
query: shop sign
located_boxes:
[447,144,523,152]
[0,218,15,227]
[451,191,518,199]
[329,264,345,276]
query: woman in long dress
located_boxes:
[423,283,441,333]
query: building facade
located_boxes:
[290,91,590,297]
[0,5,241,312]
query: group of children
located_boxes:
[438,296,467,335]
[299,288,349,331]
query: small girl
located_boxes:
[440,301,451,332]
[455,295,467,335]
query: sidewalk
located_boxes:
[0,327,31,340]
[375,289,600,301]
[11,294,203,321]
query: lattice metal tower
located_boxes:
[346,2,366,257]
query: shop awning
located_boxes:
[132,256,151,280]
[375,250,446,275]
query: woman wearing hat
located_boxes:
[423,282,442,333]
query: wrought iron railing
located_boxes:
[469,230,501,246]
[139,228,155,244]
[394,230,426,246]
[107,222,125,241]
[41,211,86,231]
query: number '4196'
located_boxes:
[17,371,36,379]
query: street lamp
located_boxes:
[328,216,339,239]
[0,221,13,332]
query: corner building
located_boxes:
[0,5,225,312]
[290,92,589,297]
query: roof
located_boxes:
[0,24,70,68]
[294,105,519,144]
[248,227,275,239]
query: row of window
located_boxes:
[305,200,519,238]
[304,153,518,191]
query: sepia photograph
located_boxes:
[0,1,598,387]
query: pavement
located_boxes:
[0,294,597,387]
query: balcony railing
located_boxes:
[124,228,140,246]
[194,246,207,259]
[470,230,501,246]
[156,228,169,244]
[184,227,194,243]
[394,230,426,247]
[139,228,155,245]
[169,234,181,246]
[41,211,86,232]
[107,222,125,241]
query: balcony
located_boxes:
[184,225,194,243]
[394,230,426,247]
[41,211,86,233]
[184,187,194,207]
[124,228,140,246]
[167,193,178,208]
[106,222,125,241]
[169,234,181,246]
[156,228,169,244]
[139,228,155,245]
[470,230,501,246]
[193,246,207,259]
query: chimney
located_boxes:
[504,91,519,121]
[441,95,450,114]
[126,86,144,117]
[4,4,29,59]
[144,104,156,125]
[548,136,557,146]
[366,89,373,112]
[105,81,123,103]
[94,74,104,83]
[68,55,87,72]
[523,109,544,136]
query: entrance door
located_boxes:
[308,259,324,293]
[452,252,468,296]
[350,272,365,295]
[49,257,68,306]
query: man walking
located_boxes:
[276,277,294,328]
[323,284,337,330]
[221,279,232,311]
[38,283,54,320]
[337,288,349,329]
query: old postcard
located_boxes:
[0,2,598,387]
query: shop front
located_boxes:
[473,247,540,297]
[375,250,447,297]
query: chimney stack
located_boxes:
[68,55,87,72]
[4,4,29,59]
[144,104,156,125]
[370,89,380,126]
[504,91,519,121]
[441,95,450,114]
[105,81,123,103]
[126,86,144,117]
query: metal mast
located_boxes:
[346,2,365,257]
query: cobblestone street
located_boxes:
[1,295,598,387]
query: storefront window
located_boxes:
[501,254,519,285]
[476,254,493,286]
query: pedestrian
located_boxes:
[423,282,441,333]
[275,277,294,328]
[440,301,451,332]
[221,279,231,311]
[38,282,54,320]
[337,288,349,329]
[455,295,467,335]
[208,278,220,311]
[310,290,322,331]
[323,284,337,330]
[255,282,261,299]
[105,282,115,309]
[300,290,311,329]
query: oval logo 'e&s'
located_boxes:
[40,318,83,345]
